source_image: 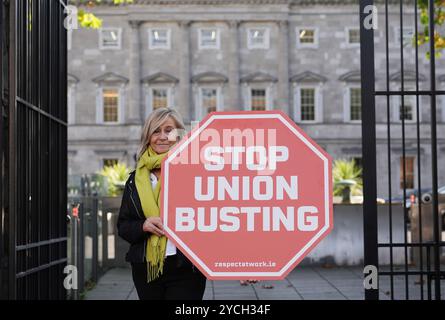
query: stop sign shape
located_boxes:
[161,111,333,280]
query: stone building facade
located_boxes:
[67,0,445,198]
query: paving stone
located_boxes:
[301,293,346,300]
[85,266,442,300]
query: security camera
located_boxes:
[421,193,432,204]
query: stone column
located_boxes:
[178,20,192,124]
[128,20,142,124]
[278,20,290,114]
[228,20,241,111]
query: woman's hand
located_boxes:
[142,217,164,237]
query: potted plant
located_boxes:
[333,159,363,204]
[98,162,131,197]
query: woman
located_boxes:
[117,107,207,300]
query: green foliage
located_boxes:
[77,10,102,29]
[416,0,445,58]
[70,0,134,29]
[79,280,96,300]
[333,159,363,197]
[98,162,131,196]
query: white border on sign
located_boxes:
[163,113,331,277]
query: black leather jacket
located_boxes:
[117,171,193,268]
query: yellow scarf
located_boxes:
[135,146,168,282]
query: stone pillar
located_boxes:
[278,20,290,114]
[228,20,241,111]
[178,21,192,124]
[128,20,142,124]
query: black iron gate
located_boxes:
[361,0,444,300]
[0,0,68,299]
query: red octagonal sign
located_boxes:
[161,111,333,280]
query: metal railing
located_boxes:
[67,195,128,299]
[1,0,68,300]
[361,0,444,300]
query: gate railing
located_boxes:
[1,0,68,300]
[361,0,444,300]
[67,196,128,299]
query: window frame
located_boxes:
[198,28,221,50]
[247,27,270,50]
[343,86,362,123]
[96,86,124,125]
[196,86,223,120]
[293,85,323,123]
[296,27,319,49]
[99,27,122,50]
[345,27,360,47]
[146,86,173,116]
[391,88,420,123]
[148,28,171,50]
[245,86,272,111]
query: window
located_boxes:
[347,28,360,45]
[400,157,415,189]
[251,89,267,111]
[294,86,322,122]
[399,100,414,121]
[103,159,118,168]
[196,87,222,119]
[300,88,316,121]
[242,81,273,111]
[199,28,220,49]
[396,27,414,47]
[103,89,119,123]
[296,28,318,48]
[247,28,270,49]
[148,28,171,49]
[146,86,174,115]
[152,88,168,110]
[99,28,122,50]
[392,94,417,123]
[201,88,217,114]
[349,88,362,121]
[93,74,127,124]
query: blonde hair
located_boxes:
[137,107,186,161]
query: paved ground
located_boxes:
[84,266,445,300]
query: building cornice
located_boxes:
[141,72,179,84]
[92,72,129,85]
[338,70,361,82]
[68,73,80,84]
[70,0,413,6]
[240,72,278,83]
[389,70,427,82]
[191,72,229,84]
[71,0,289,5]
[290,71,327,83]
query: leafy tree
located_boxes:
[69,0,134,29]
[417,0,445,58]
